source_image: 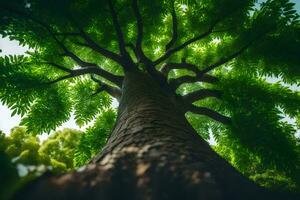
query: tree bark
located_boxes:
[13,71,297,200]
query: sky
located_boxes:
[0,1,299,136]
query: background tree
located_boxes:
[0,0,299,199]
[0,110,116,200]
[2,127,83,171]
[0,127,83,200]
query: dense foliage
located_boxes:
[0,0,299,196]
[0,109,116,199]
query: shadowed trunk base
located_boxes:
[12,72,297,200]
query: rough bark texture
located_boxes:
[13,71,297,200]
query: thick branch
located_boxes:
[108,0,128,57]
[47,67,104,84]
[165,1,178,51]
[88,67,123,87]
[59,51,123,87]
[163,40,257,89]
[161,62,198,76]
[197,74,218,83]
[131,0,156,79]
[131,0,144,60]
[183,89,221,103]
[46,62,74,73]
[47,63,122,87]
[77,30,124,65]
[47,74,76,84]
[130,1,165,82]
[169,74,218,89]
[91,76,121,100]
[47,31,125,86]
[125,43,138,60]
[188,105,231,125]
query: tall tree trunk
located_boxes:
[13,71,295,200]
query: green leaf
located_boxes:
[20,85,72,134]
[71,79,112,127]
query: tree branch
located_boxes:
[91,75,121,100]
[46,62,123,87]
[169,74,218,89]
[2,5,124,87]
[199,41,253,74]
[108,0,128,57]
[163,38,259,90]
[198,74,219,83]
[47,67,103,84]
[130,0,165,82]
[131,0,155,77]
[183,89,221,103]
[131,0,144,60]
[60,50,123,87]
[125,43,138,60]
[45,62,74,73]
[55,16,125,65]
[153,7,243,67]
[76,30,124,65]
[161,62,199,76]
[165,1,178,51]
[188,105,231,125]
[47,74,76,84]
[161,41,252,83]
[153,22,218,66]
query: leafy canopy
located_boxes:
[0,0,299,191]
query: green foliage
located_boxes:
[0,55,74,134]
[4,127,41,165]
[0,111,116,199]
[20,85,72,134]
[2,127,82,171]
[71,79,111,127]
[39,128,82,170]
[215,73,299,171]
[0,127,84,199]
[74,109,116,166]
[1,110,116,174]
[214,138,300,192]
[250,170,297,191]
[0,55,46,117]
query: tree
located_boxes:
[0,127,87,200]
[2,127,83,171]
[0,0,299,199]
